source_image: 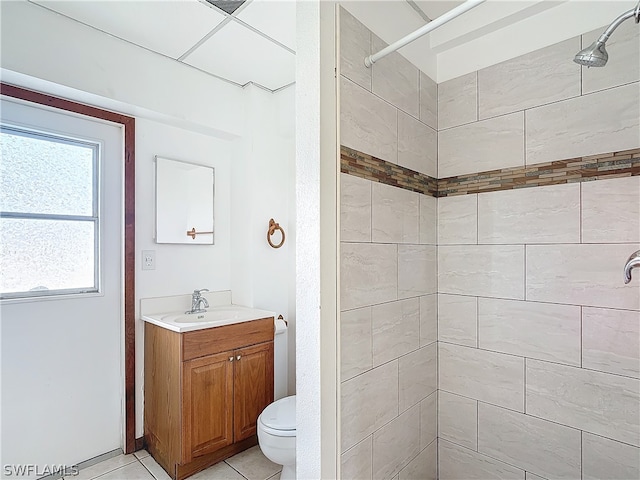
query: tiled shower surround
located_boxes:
[338,7,640,480]
[341,145,640,197]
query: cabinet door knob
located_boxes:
[229,356,234,362]
[236,355,241,361]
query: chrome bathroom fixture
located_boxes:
[624,250,640,284]
[186,288,209,314]
[574,0,640,67]
[364,0,486,68]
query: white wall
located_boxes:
[295,2,339,478]
[0,1,245,137]
[231,84,297,395]
[0,0,296,456]
[134,118,234,435]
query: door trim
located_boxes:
[0,82,137,453]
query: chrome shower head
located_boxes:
[573,41,608,67]
[574,1,639,67]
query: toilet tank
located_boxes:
[274,318,288,400]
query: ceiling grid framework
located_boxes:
[26,0,637,88]
[28,0,296,91]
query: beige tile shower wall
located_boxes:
[438,30,640,177]
[338,8,438,480]
[437,28,640,480]
[339,9,437,179]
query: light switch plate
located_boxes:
[142,250,156,270]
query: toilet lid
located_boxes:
[260,395,296,432]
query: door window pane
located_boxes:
[0,125,99,299]
[0,128,95,216]
[0,218,96,295]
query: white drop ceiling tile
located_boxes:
[413,0,463,21]
[236,0,296,51]
[30,0,225,59]
[341,1,424,51]
[184,21,294,90]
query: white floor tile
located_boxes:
[225,446,281,480]
[190,462,246,480]
[96,462,155,480]
[71,454,137,480]
[134,449,151,460]
[140,456,172,480]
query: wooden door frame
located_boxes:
[0,82,137,454]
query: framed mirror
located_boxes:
[155,156,214,244]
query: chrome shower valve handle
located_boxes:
[623,250,640,284]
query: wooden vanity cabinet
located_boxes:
[145,317,274,480]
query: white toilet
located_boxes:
[257,319,296,479]
[258,395,296,479]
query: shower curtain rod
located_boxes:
[364,0,486,67]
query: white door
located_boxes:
[0,98,123,474]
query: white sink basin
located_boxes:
[142,305,275,333]
[169,308,244,323]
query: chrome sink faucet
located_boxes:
[187,289,209,314]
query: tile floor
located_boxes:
[62,446,281,480]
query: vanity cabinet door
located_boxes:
[233,342,274,442]
[182,351,234,462]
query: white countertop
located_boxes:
[141,304,276,333]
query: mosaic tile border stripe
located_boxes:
[340,146,438,196]
[340,146,640,197]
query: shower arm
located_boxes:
[595,0,640,45]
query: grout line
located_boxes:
[371,433,374,480]
[138,458,157,480]
[475,398,579,433]
[475,296,479,348]
[580,430,584,480]
[440,438,525,474]
[441,79,640,131]
[224,461,249,480]
[423,291,640,313]
[397,351,400,414]
[395,107,399,165]
[524,357,527,413]
[444,388,640,448]
[352,239,640,248]
[523,106,527,166]
[476,400,479,451]
[369,181,373,243]
[436,436,440,480]
[580,306,584,368]
[418,66,422,122]
[369,307,374,374]
[394,76,640,137]
[475,194,479,245]
[441,339,640,380]
[524,244,527,301]
[580,182,583,244]
[344,64,424,122]
[476,70,479,121]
